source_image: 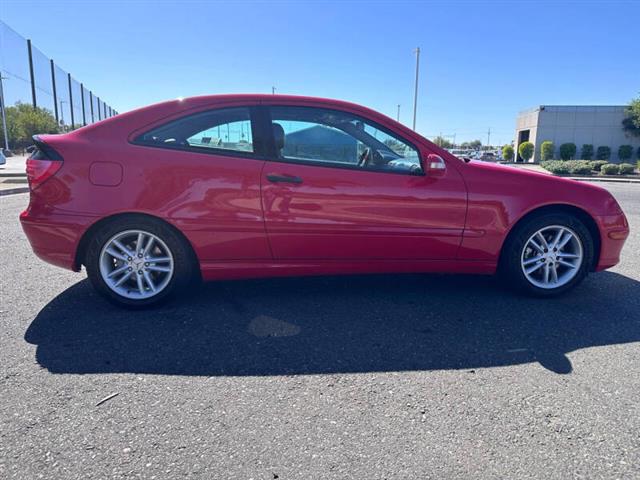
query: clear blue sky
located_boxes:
[2,0,638,145]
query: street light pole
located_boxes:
[0,75,9,151]
[272,86,276,95]
[396,104,400,122]
[59,100,67,129]
[412,47,420,131]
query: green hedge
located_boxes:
[619,163,635,174]
[601,163,620,175]
[559,143,577,160]
[518,142,534,162]
[540,141,554,161]
[618,145,633,162]
[541,160,570,174]
[581,144,594,160]
[596,146,611,160]
[589,160,608,172]
[541,160,592,175]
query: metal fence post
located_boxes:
[67,73,74,127]
[50,59,59,123]
[27,39,37,108]
[89,91,94,123]
[80,83,86,125]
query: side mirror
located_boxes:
[425,153,446,176]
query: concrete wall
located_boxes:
[514,106,640,163]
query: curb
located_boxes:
[567,176,640,184]
[0,172,27,178]
[0,187,29,196]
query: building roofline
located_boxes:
[518,105,627,115]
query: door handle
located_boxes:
[266,174,303,184]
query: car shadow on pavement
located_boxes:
[25,271,640,376]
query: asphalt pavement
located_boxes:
[1,184,639,479]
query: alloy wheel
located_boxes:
[520,225,583,289]
[99,229,174,299]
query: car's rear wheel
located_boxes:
[85,216,196,308]
[501,213,594,296]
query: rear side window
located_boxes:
[135,107,254,154]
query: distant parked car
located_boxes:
[478,151,497,162]
[20,94,630,307]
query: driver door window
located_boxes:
[269,106,422,174]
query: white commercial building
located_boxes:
[514,105,639,163]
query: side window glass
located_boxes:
[136,107,254,154]
[269,106,421,174]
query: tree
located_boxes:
[540,141,554,161]
[432,136,454,149]
[0,102,59,150]
[559,143,577,160]
[581,144,594,160]
[596,146,611,160]
[502,144,514,161]
[618,145,633,161]
[518,141,534,162]
[622,96,640,137]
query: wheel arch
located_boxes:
[74,212,201,275]
[498,204,601,271]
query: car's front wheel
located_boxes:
[85,216,196,308]
[501,213,594,296]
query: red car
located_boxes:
[20,95,629,307]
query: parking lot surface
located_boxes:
[1,184,638,479]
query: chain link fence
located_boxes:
[0,20,117,151]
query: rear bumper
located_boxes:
[20,207,94,271]
[595,213,630,271]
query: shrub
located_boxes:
[596,146,611,160]
[581,144,594,160]
[589,160,608,172]
[540,141,554,161]
[601,163,620,175]
[518,141,534,162]
[564,160,592,175]
[559,143,577,160]
[619,163,635,174]
[541,160,570,174]
[618,145,633,161]
[502,144,514,161]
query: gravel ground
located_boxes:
[1,184,638,479]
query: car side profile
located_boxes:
[20,94,629,307]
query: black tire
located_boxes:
[85,215,197,308]
[500,213,594,297]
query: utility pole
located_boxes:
[0,74,9,151]
[412,47,420,131]
[487,127,491,149]
[396,104,400,122]
[272,86,276,95]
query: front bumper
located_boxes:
[595,213,630,271]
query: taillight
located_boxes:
[26,136,64,190]
[26,158,62,190]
